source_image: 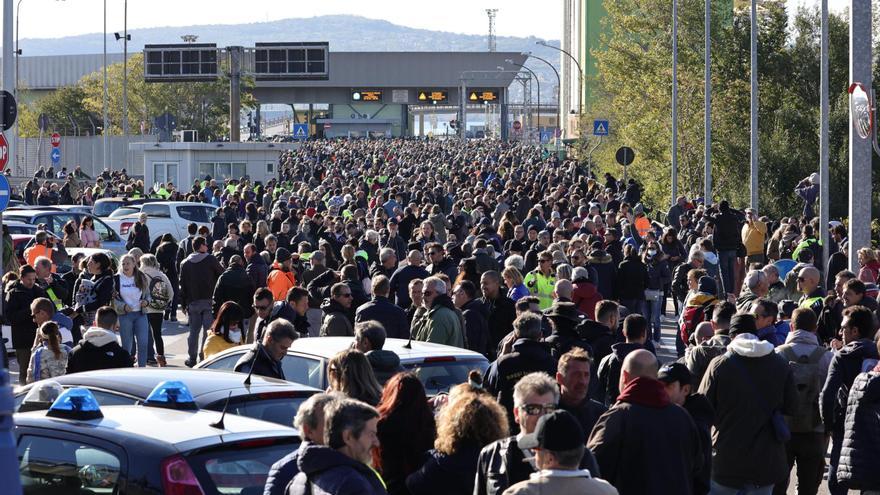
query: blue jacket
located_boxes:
[286,443,387,495]
[820,338,880,433]
[355,296,411,339]
[264,442,308,495]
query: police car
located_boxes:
[14,381,301,494]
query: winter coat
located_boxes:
[507,284,529,302]
[389,264,430,308]
[597,342,645,406]
[615,255,647,300]
[776,330,833,433]
[264,442,309,495]
[672,262,697,303]
[72,271,114,315]
[406,446,480,495]
[683,334,731,388]
[4,281,47,348]
[479,293,518,359]
[558,396,608,442]
[588,377,702,495]
[127,222,151,252]
[645,257,671,291]
[428,257,458,284]
[355,296,411,340]
[572,280,602,319]
[320,299,354,337]
[485,338,556,424]
[837,368,880,490]
[475,435,602,495]
[411,295,464,348]
[287,443,388,495]
[698,335,797,489]
[179,252,223,306]
[26,343,70,383]
[66,327,133,373]
[820,338,880,434]
[140,266,174,315]
[246,253,269,289]
[233,342,285,380]
[683,393,715,495]
[364,349,404,386]
[212,265,256,317]
[460,298,490,356]
[709,210,741,252]
[267,262,297,303]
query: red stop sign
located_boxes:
[51,133,61,147]
[512,120,522,131]
[0,132,8,171]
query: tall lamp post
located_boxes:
[536,40,583,115]
[523,51,560,154]
[102,0,108,171]
[504,59,540,144]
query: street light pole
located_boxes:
[671,0,678,207]
[848,0,872,271]
[704,0,712,205]
[123,0,128,138]
[14,0,22,174]
[505,59,540,145]
[750,0,758,212]
[819,0,829,274]
[537,40,583,115]
[102,0,108,171]
[524,52,561,155]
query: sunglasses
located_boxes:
[519,403,556,416]
[253,304,270,311]
[427,252,439,256]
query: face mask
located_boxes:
[228,329,242,343]
[648,249,658,256]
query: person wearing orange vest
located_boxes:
[633,203,652,239]
[267,248,297,302]
[24,231,58,273]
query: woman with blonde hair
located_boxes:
[503,266,529,301]
[326,349,382,406]
[406,389,508,495]
[114,253,150,367]
[857,247,880,283]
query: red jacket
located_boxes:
[572,281,602,320]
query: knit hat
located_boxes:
[275,248,291,264]
[697,276,717,296]
[729,313,758,337]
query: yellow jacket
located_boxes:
[202,333,239,361]
[741,220,767,256]
[523,269,556,310]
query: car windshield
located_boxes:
[404,359,490,396]
[108,207,140,218]
[187,439,299,495]
[92,201,125,217]
[204,393,313,427]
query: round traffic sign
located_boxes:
[0,132,8,171]
[512,120,522,131]
[0,91,17,132]
[616,146,635,167]
[51,133,61,147]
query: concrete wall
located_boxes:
[13,134,159,178]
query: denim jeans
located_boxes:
[620,298,645,317]
[710,480,773,495]
[718,250,738,296]
[118,311,149,367]
[186,299,214,363]
[645,296,663,341]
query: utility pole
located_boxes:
[228,46,242,142]
[671,0,678,207]
[750,0,758,212]
[703,0,712,205]
[820,0,829,273]
[123,0,128,138]
[848,0,872,271]
[486,9,498,52]
[102,0,108,171]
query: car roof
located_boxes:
[288,337,488,361]
[15,368,321,401]
[4,220,37,227]
[16,405,299,451]
[94,197,161,203]
[141,201,218,208]
[3,209,89,218]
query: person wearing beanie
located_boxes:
[796,173,820,220]
[699,313,797,494]
[267,248,297,303]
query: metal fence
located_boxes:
[11,134,159,178]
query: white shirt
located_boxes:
[118,273,142,310]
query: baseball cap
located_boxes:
[658,362,692,386]
[518,410,585,451]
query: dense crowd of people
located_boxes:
[4,138,880,495]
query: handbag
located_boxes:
[644,289,662,301]
[725,351,791,443]
[111,275,128,315]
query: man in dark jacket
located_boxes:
[683,301,735,387]
[211,208,227,241]
[708,201,743,296]
[579,300,621,401]
[699,314,797,494]
[597,314,650,406]
[245,243,269,289]
[286,399,385,495]
[5,265,47,383]
[234,319,297,381]
[589,349,702,495]
[556,348,607,436]
[389,250,430,308]
[615,245,648,316]
[66,306,133,373]
[543,300,590,359]
[587,246,617,300]
[485,313,557,430]
[355,275,410,340]
[479,270,517,360]
[820,305,880,495]
[179,236,224,367]
[33,256,69,312]
[320,283,355,337]
[837,351,880,492]
[672,251,704,309]
[263,393,335,495]
[369,247,398,280]
[212,255,255,318]
[126,213,151,253]
[453,280,489,356]
[425,242,457,282]
[475,372,600,495]
[353,321,404,384]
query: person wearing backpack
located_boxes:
[139,254,174,367]
[820,305,880,495]
[773,308,832,495]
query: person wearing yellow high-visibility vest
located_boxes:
[796,266,825,317]
[523,251,556,310]
[33,256,69,311]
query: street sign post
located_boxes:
[51,148,61,166]
[51,133,61,147]
[593,119,609,136]
[293,123,308,140]
[0,174,10,212]
[0,132,8,171]
[616,146,635,182]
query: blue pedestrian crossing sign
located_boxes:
[293,123,308,140]
[0,174,10,212]
[50,147,61,164]
[593,119,609,136]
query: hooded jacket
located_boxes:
[246,252,269,289]
[320,298,354,337]
[411,295,464,348]
[837,367,880,490]
[212,264,256,318]
[683,334,731,388]
[698,334,797,489]
[286,443,387,495]
[820,338,880,434]
[485,338,556,425]
[366,349,405,384]
[179,252,224,307]
[66,327,133,373]
[268,262,297,303]
[588,377,702,495]
[596,342,644,406]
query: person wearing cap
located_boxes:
[380,217,408,263]
[502,409,616,495]
[658,362,714,495]
[486,313,557,429]
[683,301,735,387]
[544,298,590,360]
[267,248,297,303]
[179,235,224,367]
[741,208,767,265]
[589,349,702,495]
[523,251,556,311]
[699,313,797,495]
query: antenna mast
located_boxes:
[486,9,498,52]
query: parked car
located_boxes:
[197,337,491,396]
[92,197,163,218]
[104,201,218,243]
[106,205,143,219]
[4,220,40,235]
[2,209,126,255]
[13,368,320,427]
